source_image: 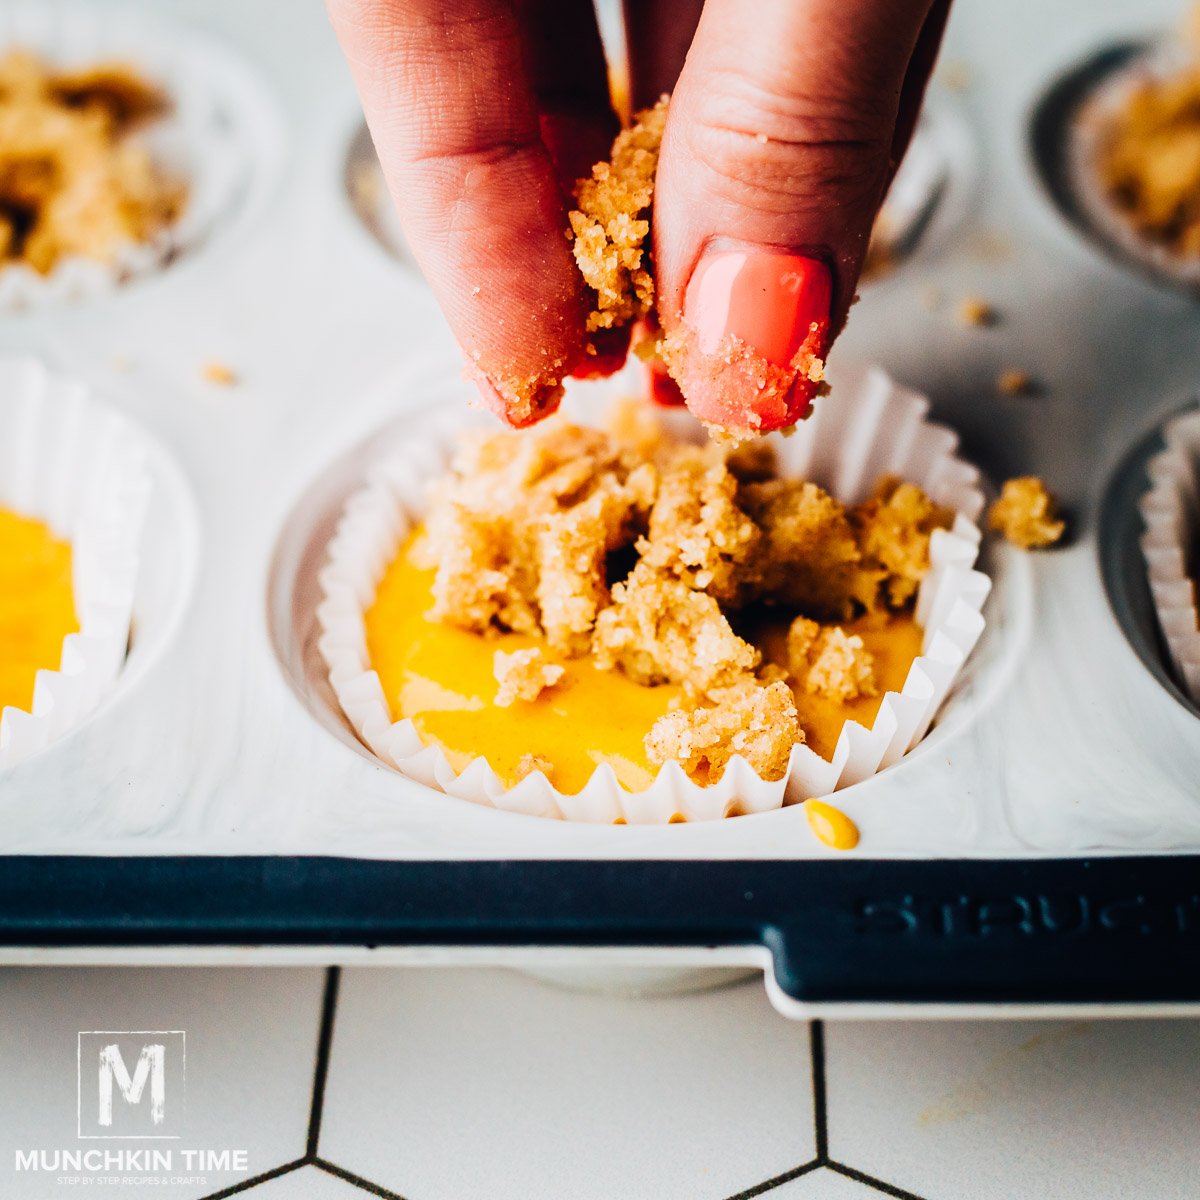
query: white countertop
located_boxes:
[0,964,1194,1199]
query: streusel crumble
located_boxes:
[1093,51,1200,260]
[0,52,183,274]
[366,408,952,789]
[988,476,1065,549]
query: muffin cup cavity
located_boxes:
[1139,407,1200,704]
[0,358,150,768]
[863,92,976,281]
[315,364,991,824]
[1070,42,1200,290]
[0,1,284,309]
[1031,38,1200,295]
[343,120,413,267]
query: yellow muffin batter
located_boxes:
[367,536,681,793]
[0,508,78,713]
[365,531,924,793]
[759,611,923,762]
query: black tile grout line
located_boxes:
[314,1156,409,1199]
[714,1018,831,1200]
[194,1156,307,1199]
[194,967,343,1199]
[826,1161,933,1200]
[203,984,928,1200]
[717,1018,937,1200]
[306,965,342,1157]
[811,1019,829,1163]
[815,1017,934,1200]
[718,1159,823,1200]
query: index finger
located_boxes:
[327,0,590,426]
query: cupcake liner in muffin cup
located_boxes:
[1068,40,1200,291]
[0,357,150,768]
[1139,406,1200,704]
[0,1,282,310]
[317,364,991,823]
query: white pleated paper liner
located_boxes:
[0,358,150,769]
[317,364,992,823]
[0,1,280,309]
[1068,40,1200,290]
[1139,407,1200,704]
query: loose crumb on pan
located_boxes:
[987,476,1065,548]
[996,368,1034,396]
[937,61,972,92]
[956,296,997,327]
[861,212,898,281]
[201,360,237,386]
[493,648,564,707]
[568,96,668,334]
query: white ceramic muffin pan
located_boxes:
[1,0,1199,1015]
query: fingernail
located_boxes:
[676,249,832,433]
[685,249,832,363]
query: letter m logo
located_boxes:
[78,1031,185,1138]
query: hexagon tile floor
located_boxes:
[1,968,1196,1199]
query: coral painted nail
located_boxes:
[670,250,832,435]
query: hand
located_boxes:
[328,0,951,430]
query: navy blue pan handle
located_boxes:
[1,857,1198,1004]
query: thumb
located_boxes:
[654,0,936,434]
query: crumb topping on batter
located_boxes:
[987,476,1065,548]
[593,560,760,691]
[514,753,555,783]
[0,52,183,274]
[645,677,801,785]
[416,412,950,783]
[787,617,878,703]
[493,648,564,707]
[852,476,955,610]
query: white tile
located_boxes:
[0,967,324,1200]
[321,968,816,1200]
[825,1019,1200,1199]
[768,1167,887,1198]
[246,1163,368,1197]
